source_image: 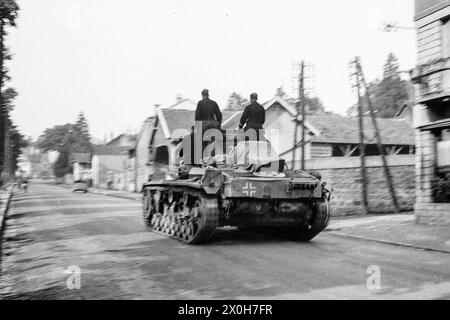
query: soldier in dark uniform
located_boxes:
[193,89,223,164]
[239,93,265,141]
[195,89,222,131]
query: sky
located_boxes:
[7,0,417,141]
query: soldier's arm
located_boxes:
[239,107,248,129]
[261,107,266,125]
[215,102,223,125]
[195,102,202,121]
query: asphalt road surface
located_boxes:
[0,184,449,300]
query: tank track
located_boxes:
[142,187,219,244]
[293,198,331,241]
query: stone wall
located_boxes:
[305,155,415,216]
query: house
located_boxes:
[412,0,450,225]
[17,143,57,179]
[71,153,92,182]
[135,107,237,190]
[91,145,131,190]
[165,95,196,111]
[106,134,137,148]
[222,96,415,169]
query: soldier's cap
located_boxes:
[201,89,209,96]
[250,93,258,100]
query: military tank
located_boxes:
[141,132,331,244]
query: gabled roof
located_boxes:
[222,96,415,146]
[306,114,415,145]
[166,98,196,110]
[92,145,131,156]
[156,107,238,139]
[106,133,137,147]
[222,97,320,136]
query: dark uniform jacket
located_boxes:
[239,102,265,131]
[195,98,222,130]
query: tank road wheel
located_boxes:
[295,198,331,242]
[182,194,219,245]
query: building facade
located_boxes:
[412,0,450,225]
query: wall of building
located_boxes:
[413,1,450,225]
[305,155,415,216]
[135,117,170,191]
[91,154,128,188]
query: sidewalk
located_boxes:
[87,186,142,202]
[326,214,450,253]
[0,187,13,231]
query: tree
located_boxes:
[0,0,20,183]
[275,87,287,99]
[346,53,413,118]
[305,96,325,114]
[38,113,93,178]
[225,92,248,111]
[37,124,75,177]
[73,111,91,153]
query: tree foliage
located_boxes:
[0,0,21,182]
[37,113,92,177]
[0,0,19,26]
[347,53,414,118]
[276,87,325,115]
[225,92,248,111]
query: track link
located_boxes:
[142,188,219,244]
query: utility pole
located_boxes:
[355,59,400,213]
[292,61,306,170]
[351,57,369,215]
[300,61,306,171]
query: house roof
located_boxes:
[223,97,415,146]
[166,98,196,110]
[92,145,131,156]
[305,114,415,145]
[71,153,91,164]
[222,96,298,130]
[106,133,137,147]
[157,107,238,139]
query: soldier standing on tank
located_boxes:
[239,93,265,141]
[194,89,222,163]
[195,89,222,131]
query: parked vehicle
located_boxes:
[73,180,89,193]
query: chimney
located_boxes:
[176,94,183,104]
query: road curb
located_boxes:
[326,231,450,254]
[0,189,13,235]
[88,189,141,202]
[57,184,140,202]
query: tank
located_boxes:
[141,132,331,244]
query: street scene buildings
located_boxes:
[0,0,449,301]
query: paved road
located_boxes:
[0,184,449,299]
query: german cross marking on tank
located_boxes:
[242,182,257,197]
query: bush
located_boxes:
[432,173,450,203]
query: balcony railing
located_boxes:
[412,58,450,101]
